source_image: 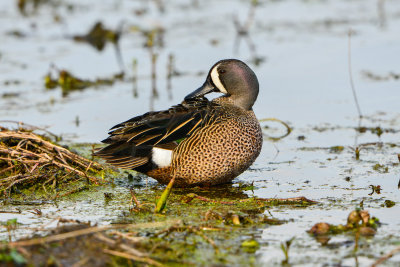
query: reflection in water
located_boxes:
[348,29,365,160]
[132,59,138,98]
[73,22,125,72]
[377,0,386,29]
[150,52,159,111]
[75,116,80,127]
[233,1,265,66]
[166,54,175,101]
[143,28,164,110]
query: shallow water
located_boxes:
[1,0,400,266]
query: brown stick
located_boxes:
[3,220,181,249]
[253,196,317,205]
[94,233,146,257]
[110,231,144,243]
[5,175,36,190]
[182,193,235,205]
[370,246,400,267]
[130,188,142,208]
[103,249,164,267]
[0,165,15,175]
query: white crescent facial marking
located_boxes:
[152,148,172,168]
[210,64,228,94]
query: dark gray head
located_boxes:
[185,59,259,110]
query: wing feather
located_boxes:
[94,97,221,170]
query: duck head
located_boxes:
[185,59,259,110]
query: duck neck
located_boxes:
[214,94,256,111]
[229,94,256,110]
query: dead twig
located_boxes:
[110,231,145,243]
[4,225,118,248]
[181,193,235,205]
[370,245,400,267]
[130,188,142,208]
[94,233,146,257]
[103,249,164,267]
[2,220,181,249]
[253,196,317,205]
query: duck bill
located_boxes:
[184,78,217,100]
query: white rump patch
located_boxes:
[152,148,173,168]
[210,65,228,94]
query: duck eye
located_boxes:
[218,69,226,74]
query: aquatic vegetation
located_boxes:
[0,182,301,266]
[308,210,380,245]
[45,68,124,97]
[280,237,295,265]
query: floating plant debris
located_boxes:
[362,70,400,81]
[73,22,121,51]
[308,210,380,245]
[45,68,124,97]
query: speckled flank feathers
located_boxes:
[94,59,263,187]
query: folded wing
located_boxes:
[94,97,220,170]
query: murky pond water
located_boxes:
[1,0,399,266]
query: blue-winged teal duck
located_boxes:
[94,59,262,187]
